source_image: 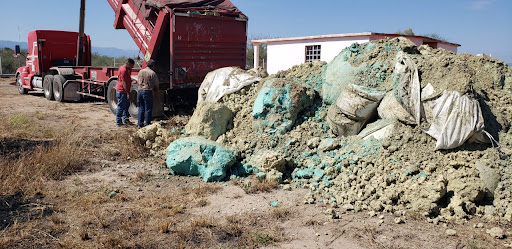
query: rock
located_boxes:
[447,177,486,203]
[370,200,384,211]
[267,169,284,183]
[256,172,266,181]
[252,78,314,134]
[387,145,398,153]
[325,208,339,219]
[282,185,292,191]
[486,227,505,239]
[270,201,280,207]
[166,136,237,182]
[304,193,316,204]
[394,217,404,224]
[318,138,338,151]
[368,211,377,217]
[475,160,501,197]
[505,207,512,221]
[307,137,321,149]
[295,168,314,179]
[475,223,484,228]
[248,151,286,173]
[344,204,355,211]
[186,102,233,141]
[406,164,420,175]
[445,229,457,236]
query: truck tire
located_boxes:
[128,84,139,118]
[16,74,28,94]
[43,75,54,100]
[107,80,118,115]
[53,75,65,102]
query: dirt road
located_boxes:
[0,78,508,248]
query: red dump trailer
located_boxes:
[14,0,247,117]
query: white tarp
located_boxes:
[198,67,261,103]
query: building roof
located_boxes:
[251,32,461,47]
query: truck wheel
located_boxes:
[43,75,54,100]
[128,84,139,119]
[53,75,65,102]
[107,80,118,114]
[16,75,28,94]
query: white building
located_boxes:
[251,32,461,74]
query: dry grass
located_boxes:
[97,129,148,161]
[0,106,288,248]
[134,171,152,182]
[270,207,294,221]
[0,127,90,196]
[239,177,280,194]
[0,113,56,139]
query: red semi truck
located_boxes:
[15,0,247,116]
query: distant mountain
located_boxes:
[0,40,139,58]
[0,40,27,50]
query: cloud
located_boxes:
[469,0,493,9]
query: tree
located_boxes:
[246,43,267,69]
[0,48,27,74]
[423,33,448,42]
[246,35,273,69]
[395,28,415,36]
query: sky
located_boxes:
[0,0,510,63]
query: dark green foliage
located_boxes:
[91,52,129,67]
[0,48,131,73]
[423,33,448,42]
[395,28,415,36]
[246,35,273,69]
[0,48,26,74]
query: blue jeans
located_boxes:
[137,90,153,127]
[116,91,130,126]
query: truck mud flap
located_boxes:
[63,81,82,102]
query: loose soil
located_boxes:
[0,72,510,249]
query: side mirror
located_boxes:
[15,45,20,55]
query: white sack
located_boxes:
[378,91,416,125]
[327,106,364,136]
[422,91,490,150]
[335,84,386,121]
[358,119,396,140]
[198,67,261,103]
[393,52,422,124]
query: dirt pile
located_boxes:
[130,116,189,158]
[170,37,512,222]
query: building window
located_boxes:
[305,45,321,62]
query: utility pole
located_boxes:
[77,0,86,66]
[0,56,3,75]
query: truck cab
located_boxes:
[15,30,91,96]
